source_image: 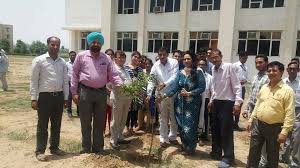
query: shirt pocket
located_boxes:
[269,94,283,109]
[96,64,107,72]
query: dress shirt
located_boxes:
[211,62,243,105]
[30,52,69,100]
[283,77,300,107]
[207,60,213,75]
[197,68,213,99]
[71,50,123,95]
[147,58,179,96]
[110,63,132,100]
[246,71,269,113]
[66,61,73,81]
[250,80,295,135]
[0,52,9,72]
[233,61,248,86]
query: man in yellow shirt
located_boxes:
[246,61,295,168]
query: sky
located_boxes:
[0,0,69,48]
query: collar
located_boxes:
[159,58,169,66]
[87,50,102,57]
[45,52,60,60]
[268,80,284,88]
[214,62,224,71]
[286,77,298,84]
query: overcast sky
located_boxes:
[0,0,69,48]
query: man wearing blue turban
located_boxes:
[71,32,123,154]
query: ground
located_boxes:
[0,56,287,168]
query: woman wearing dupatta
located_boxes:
[164,51,205,155]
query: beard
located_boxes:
[90,46,101,53]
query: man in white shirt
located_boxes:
[208,49,243,168]
[146,47,179,148]
[30,36,69,161]
[233,52,248,131]
[0,49,9,91]
[66,51,79,117]
[197,59,213,145]
[281,62,300,168]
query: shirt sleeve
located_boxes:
[30,57,40,100]
[281,88,296,135]
[249,88,262,123]
[107,58,123,86]
[63,61,69,100]
[230,64,243,105]
[71,54,80,95]
[164,61,179,86]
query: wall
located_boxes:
[65,0,101,27]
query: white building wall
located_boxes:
[64,0,300,75]
[65,0,101,27]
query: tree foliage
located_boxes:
[0,39,11,53]
[14,40,29,54]
[29,41,47,55]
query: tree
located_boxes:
[30,41,47,55]
[60,46,69,54]
[14,40,29,55]
[0,39,11,53]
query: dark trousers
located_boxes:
[202,98,210,138]
[247,119,282,168]
[212,100,235,163]
[67,82,79,115]
[126,110,138,128]
[234,86,245,125]
[35,92,64,154]
[79,86,107,152]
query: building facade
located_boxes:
[64,0,300,77]
[0,24,13,53]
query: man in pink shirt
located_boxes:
[71,32,122,154]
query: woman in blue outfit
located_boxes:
[164,51,206,155]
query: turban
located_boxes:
[86,32,104,46]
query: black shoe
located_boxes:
[234,124,245,132]
[80,150,90,154]
[210,152,222,160]
[110,142,120,150]
[170,140,180,146]
[50,149,67,156]
[160,142,169,148]
[117,139,131,144]
[95,150,109,155]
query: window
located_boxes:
[118,0,139,14]
[189,31,218,53]
[6,35,9,39]
[80,32,91,50]
[238,31,281,56]
[296,31,300,57]
[192,0,221,11]
[241,0,284,8]
[6,28,9,33]
[150,0,180,13]
[117,32,138,52]
[148,32,178,53]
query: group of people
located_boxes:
[29,32,299,168]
